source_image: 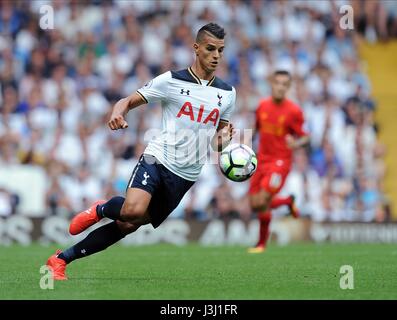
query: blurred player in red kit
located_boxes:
[248,70,310,253]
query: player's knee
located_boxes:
[116,220,140,235]
[257,200,268,211]
[250,196,264,211]
[249,196,258,210]
[263,194,271,207]
[250,192,271,211]
[120,202,147,223]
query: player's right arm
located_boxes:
[108,93,147,130]
[108,71,170,131]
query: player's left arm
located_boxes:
[211,120,236,152]
[211,87,237,152]
[286,134,310,150]
[286,107,310,150]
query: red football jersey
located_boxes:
[255,97,307,164]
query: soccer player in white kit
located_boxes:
[46,23,236,280]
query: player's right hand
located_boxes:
[108,114,129,130]
[220,122,235,141]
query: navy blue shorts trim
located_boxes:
[127,154,195,228]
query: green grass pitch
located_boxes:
[1,243,396,300]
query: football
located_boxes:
[219,143,257,182]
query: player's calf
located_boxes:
[116,187,152,224]
[120,201,151,225]
[116,220,140,235]
[288,195,300,219]
[54,220,131,273]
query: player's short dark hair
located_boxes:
[273,70,291,79]
[196,23,226,42]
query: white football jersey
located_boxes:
[136,67,236,181]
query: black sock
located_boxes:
[58,221,125,264]
[96,196,125,220]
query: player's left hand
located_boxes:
[214,122,236,151]
[226,122,236,140]
[220,122,236,142]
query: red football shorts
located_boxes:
[249,159,291,195]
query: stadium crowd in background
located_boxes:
[0,0,395,222]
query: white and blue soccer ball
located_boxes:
[219,143,257,182]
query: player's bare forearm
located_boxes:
[295,135,310,148]
[108,92,146,130]
[286,135,310,149]
[211,121,235,152]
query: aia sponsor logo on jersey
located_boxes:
[177,101,219,126]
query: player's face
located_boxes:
[271,74,291,100]
[194,34,225,73]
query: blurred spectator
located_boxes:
[0,187,19,216]
[352,0,397,42]
[207,182,240,221]
[311,139,344,178]
[280,149,324,221]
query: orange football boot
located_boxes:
[288,195,300,219]
[69,200,106,235]
[46,250,68,280]
[247,245,266,254]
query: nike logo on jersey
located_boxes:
[177,101,219,126]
